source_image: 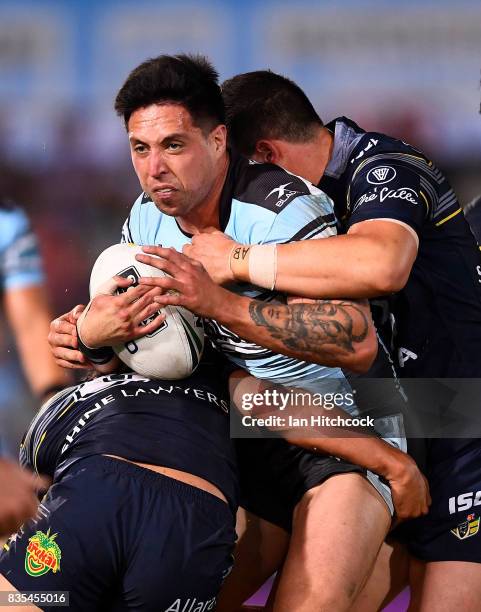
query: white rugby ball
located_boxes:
[89,243,204,379]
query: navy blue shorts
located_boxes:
[236,438,393,532]
[0,456,235,611]
[395,439,481,562]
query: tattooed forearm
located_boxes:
[248,299,370,355]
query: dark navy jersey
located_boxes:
[20,361,238,512]
[319,118,481,377]
[464,194,481,247]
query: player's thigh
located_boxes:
[119,464,236,611]
[215,507,289,612]
[351,537,410,612]
[409,558,481,611]
[405,439,481,565]
[273,472,392,612]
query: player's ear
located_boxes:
[253,140,278,164]
[210,124,227,154]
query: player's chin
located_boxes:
[151,193,182,213]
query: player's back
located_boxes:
[21,359,238,512]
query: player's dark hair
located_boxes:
[222,70,323,156]
[114,54,225,132]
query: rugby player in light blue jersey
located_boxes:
[189,71,481,610]
[49,55,428,612]
[0,201,69,404]
[1,201,67,534]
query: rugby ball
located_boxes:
[89,243,204,379]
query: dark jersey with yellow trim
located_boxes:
[19,359,238,512]
[319,117,481,378]
[464,194,481,247]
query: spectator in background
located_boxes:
[0,199,70,406]
[1,199,66,534]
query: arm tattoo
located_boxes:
[248,300,369,354]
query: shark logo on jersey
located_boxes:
[366,166,397,185]
[265,183,299,208]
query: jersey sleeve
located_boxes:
[262,192,338,245]
[0,207,44,291]
[347,162,427,237]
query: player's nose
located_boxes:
[148,150,169,178]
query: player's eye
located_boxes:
[166,142,182,152]
[133,144,147,154]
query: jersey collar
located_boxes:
[218,149,245,232]
[323,117,366,179]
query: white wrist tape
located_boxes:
[248,244,277,290]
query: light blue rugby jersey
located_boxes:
[0,202,44,291]
[121,153,350,391]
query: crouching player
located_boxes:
[0,348,237,611]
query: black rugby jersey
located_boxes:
[320,117,481,377]
[20,359,238,512]
[464,194,481,247]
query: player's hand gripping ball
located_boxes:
[90,244,204,379]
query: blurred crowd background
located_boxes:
[1,0,481,452]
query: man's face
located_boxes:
[128,103,226,218]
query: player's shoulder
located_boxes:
[122,191,162,243]
[0,197,17,212]
[0,199,29,225]
[334,117,432,181]
[229,152,325,213]
[128,191,154,210]
[0,200,32,248]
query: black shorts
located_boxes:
[0,456,235,611]
[236,438,393,531]
[394,439,481,563]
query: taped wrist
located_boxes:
[228,243,278,290]
[249,244,277,291]
[76,301,115,365]
[76,332,115,365]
